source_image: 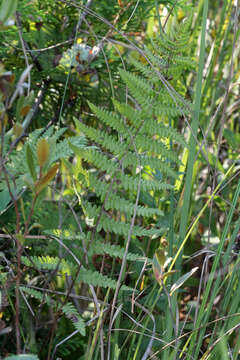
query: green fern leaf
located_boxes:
[62,303,86,336]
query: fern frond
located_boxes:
[20,286,51,304]
[21,256,76,278]
[87,240,150,262]
[77,267,134,291]
[68,24,192,268]
[89,173,163,217]
[62,303,85,336]
[121,154,179,179]
[142,120,187,147]
[69,146,119,176]
[119,69,155,108]
[75,121,128,157]
[88,102,126,134]
[129,51,167,79]
[96,210,164,238]
[116,173,173,192]
[134,135,181,162]
[22,255,133,291]
[120,68,156,96]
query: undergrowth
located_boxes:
[0,0,240,359]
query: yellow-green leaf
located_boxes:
[37,138,49,167]
[35,164,59,193]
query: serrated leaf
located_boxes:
[73,317,86,336]
[35,164,59,193]
[68,141,83,156]
[20,286,51,304]
[62,303,86,336]
[170,267,198,296]
[26,144,37,181]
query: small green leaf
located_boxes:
[170,267,198,296]
[26,144,37,181]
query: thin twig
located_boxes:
[0,234,47,239]
[16,12,31,96]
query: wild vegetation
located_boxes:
[0,0,239,359]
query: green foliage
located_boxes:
[1,1,239,359]
[68,27,191,253]
[8,126,87,178]
[20,286,51,305]
[20,285,86,337]
[21,255,134,291]
[62,303,86,336]
[0,3,193,358]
